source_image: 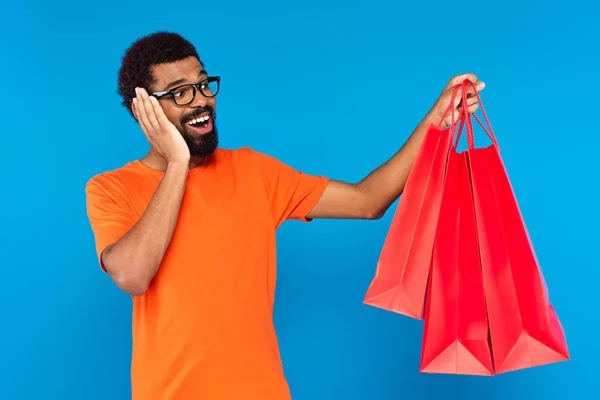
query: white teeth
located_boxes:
[187,115,210,125]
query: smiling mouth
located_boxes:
[185,112,213,134]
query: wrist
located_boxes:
[166,159,190,172]
[422,111,441,128]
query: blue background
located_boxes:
[1,0,598,399]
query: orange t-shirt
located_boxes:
[85,147,330,400]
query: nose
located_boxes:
[189,87,209,108]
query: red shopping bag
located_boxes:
[420,121,494,376]
[462,80,570,373]
[363,86,461,319]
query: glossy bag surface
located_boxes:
[420,140,493,375]
[363,123,452,319]
[463,80,570,373]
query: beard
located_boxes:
[179,106,219,158]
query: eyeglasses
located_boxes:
[151,76,221,106]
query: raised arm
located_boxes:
[97,161,188,296]
[87,88,192,296]
[307,74,484,220]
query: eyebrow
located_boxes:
[162,69,207,91]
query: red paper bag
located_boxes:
[463,80,570,373]
[420,125,494,375]
[363,90,460,319]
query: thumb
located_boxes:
[446,73,479,89]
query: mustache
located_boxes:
[181,105,215,124]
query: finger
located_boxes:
[447,76,485,95]
[450,88,463,108]
[454,83,480,108]
[133,97,156,143]
[466,80,485,93]
[134,89,152,132]
[458,103,479,114]
[133,97,149,133]
[447,73,478,89]
[148,96,171,128]
[139,88,160,129]
[465,94,479,107]
[448,84,473,105]
[451,109,462,123]
[467,103,479,113]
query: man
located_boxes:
[85,31,483,400]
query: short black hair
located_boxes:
[117,31,203,116]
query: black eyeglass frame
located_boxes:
[151,76,221,106]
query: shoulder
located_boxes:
[85,161,141,201]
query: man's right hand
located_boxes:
[133,87,190,165]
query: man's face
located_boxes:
[148,56,218,157]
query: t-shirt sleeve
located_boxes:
[249,148,330,227]
[85,178,138,271]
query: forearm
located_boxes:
[307,75,481,221]
[356,115,435,217]
[102,161,189,295]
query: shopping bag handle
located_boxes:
[459,79,498,150]
[437,84,461,131]
[435,79,497,151]
[436,84,464,146]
